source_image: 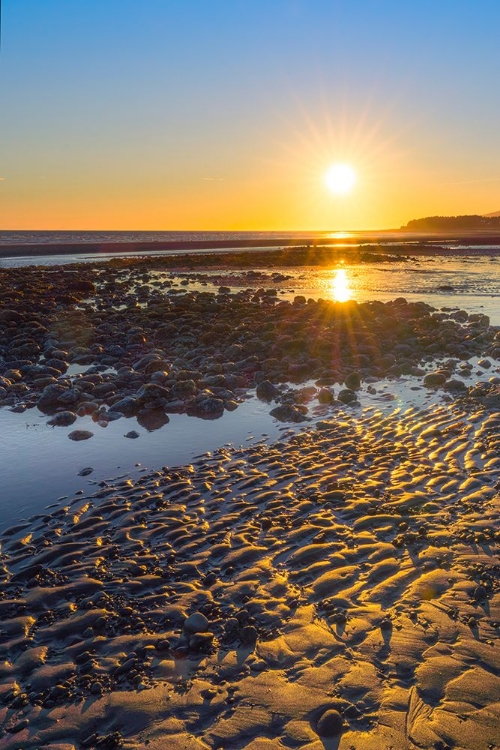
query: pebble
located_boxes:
[316,709,344,738]
[184,611,210,633]
[68,430,94,441]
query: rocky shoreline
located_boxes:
[1,261,500,434]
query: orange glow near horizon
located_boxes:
[0,86,467,231]
[0,104,497,232]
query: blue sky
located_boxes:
[1,0,500,229]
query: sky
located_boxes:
[1,0,500,231]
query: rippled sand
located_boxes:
[1,400,499,749]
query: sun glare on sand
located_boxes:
[325,163,357,195]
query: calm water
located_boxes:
[0,367,490,531]
[0,230,341,246]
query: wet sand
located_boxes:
[1,400,499,748]
[0,257,499,748]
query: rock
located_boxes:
[423,371,447,387]
[189,632,214,651]
[114,657,137,676]
[337,388,357,404]
[47,410,77,426]
[184,612,209,634]
[135,383,171,403]
[44,357,68,373]
[104,410,123,422]
[124,430,140,439]
[484,388,500,409]
[240,625,258,645]
[60,388,82,405]
[172,379,197,398]
[473,585,488,601]
[38,383,67,408]
[468,313,490,327]
[68,430,94,441]
[270,404,307,422]
[344,372,361,390]
[65,278,95,293]
[195,397,224,418]
[202,374,226,388]
[316,709,344,738]
[317,387,334,403]
[78,467,94,476]
[443,379,467,392]
[164,399,185,413]
[143,359,169,374]
[256,380,278,401]
[112,396,139,416]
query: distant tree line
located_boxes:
[402,214,500,230]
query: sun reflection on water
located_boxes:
[324,232,354,239]
[331,268,352,302]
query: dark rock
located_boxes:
[443,379,467,392]
[423,372,448,387]
[172,379,197,398]
[473,585,488,601]
[316,709,344,738]
[38,383,67,408]
[344,372,361,390]
[337,388,357,404]
[317,387,334,403]
[47,410,77,426]
[240,625,258,645]
[189,632,214,651]
[270,404,307,422]
[112,396,139,416]
[194,397,224,418]
[256,380,278,401]
[135,383,171,403]
[184,612,209,633]
[68,430,94,441]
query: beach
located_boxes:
[1,251,499,749]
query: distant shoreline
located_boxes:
[2,231,500,259]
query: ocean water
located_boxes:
[0,230,333,246]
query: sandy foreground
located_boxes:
[0,259,500,749]
[1,399,499,749]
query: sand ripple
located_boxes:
[1,404,499,748]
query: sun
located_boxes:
[325,163,357,195]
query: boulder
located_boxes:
[256,380,278,401]
[47,411,77,427]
